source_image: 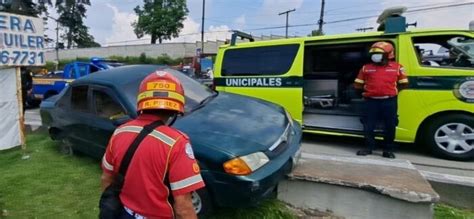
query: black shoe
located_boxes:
[382,151,396,159]
[357,150,372,156]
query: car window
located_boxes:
[221,44,299,76]
[412,35,474,69]
[71,85,89,112]
[92,89,126,120]
[123,68,214,112]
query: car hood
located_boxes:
[174,92,288,156]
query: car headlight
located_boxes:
[223,152,269,175]
[285,109,294,127]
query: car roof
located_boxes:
[73,65,165,86]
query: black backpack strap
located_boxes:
[116,120,164,187]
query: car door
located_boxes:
[64,85,97,154]
[86,85,129,158]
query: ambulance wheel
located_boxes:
[192,188,213,218]
[423,114,474,161]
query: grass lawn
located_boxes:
[435,204,474,219]
[0,132,295,218]
[1,132,472,219]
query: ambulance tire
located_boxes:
[423,114,474,161]
[193,188,213,218]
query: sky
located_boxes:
[43,0,474,47]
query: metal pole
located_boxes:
[278,9,296,38]
[317,0,325,34]
[201,0,205,53]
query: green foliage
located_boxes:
[434,204,474,219]
[133,0,188,44]
[310,29,324,36]
[208,200,296,219]
[0,0,51,17]
[44,61,57,71]
[55,0,100,49]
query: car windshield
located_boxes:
[123,68,215,112]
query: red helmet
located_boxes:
[369,41,395,59]
[137,70,185,114]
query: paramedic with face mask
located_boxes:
[354,42,409,159]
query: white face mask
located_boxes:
[371,54,383,63]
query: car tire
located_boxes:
[422,114,474,161]
[192,188,213,218]
[60,139,74,156]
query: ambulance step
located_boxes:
[303,114,364,131]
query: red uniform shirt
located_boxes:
[354,61,409,98]
[102,114,205,218]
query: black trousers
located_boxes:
[363,96,398,152]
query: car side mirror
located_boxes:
[111,114,131,126]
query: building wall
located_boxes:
[45,41,227,61]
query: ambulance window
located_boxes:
[222,44,299,76]
[92,90,126,119]
[412,35,474,69]
[71,85,89,112]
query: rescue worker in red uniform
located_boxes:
[101,70,205,219]
[354,42,409,159]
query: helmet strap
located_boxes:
[167,113,179,126]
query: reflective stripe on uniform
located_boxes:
[102,155,114,171]
[113,125,176,147]
[354,78,364,84]
[398,78,409,83]
[169,174,203,191]
[149,130,176,146]
[113,126,143,136]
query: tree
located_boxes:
[55,0,100,48]
[309,29,324,36]
[133,0,188,44]
[0,0,51,17]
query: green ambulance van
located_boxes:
[213,19,474,160]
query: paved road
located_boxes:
[25,108,473,177]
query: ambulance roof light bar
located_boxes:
[377,6,408,34]
[377,6,407,24]
[230,30,254,46]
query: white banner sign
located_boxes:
[0,12,45,66]
[0,67,22,150]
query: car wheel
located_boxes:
[423,114,474,161]
[192,188,213,218]
[60,139,74,156]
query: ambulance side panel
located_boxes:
[214,41,305,123]
[397,32,474,142]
